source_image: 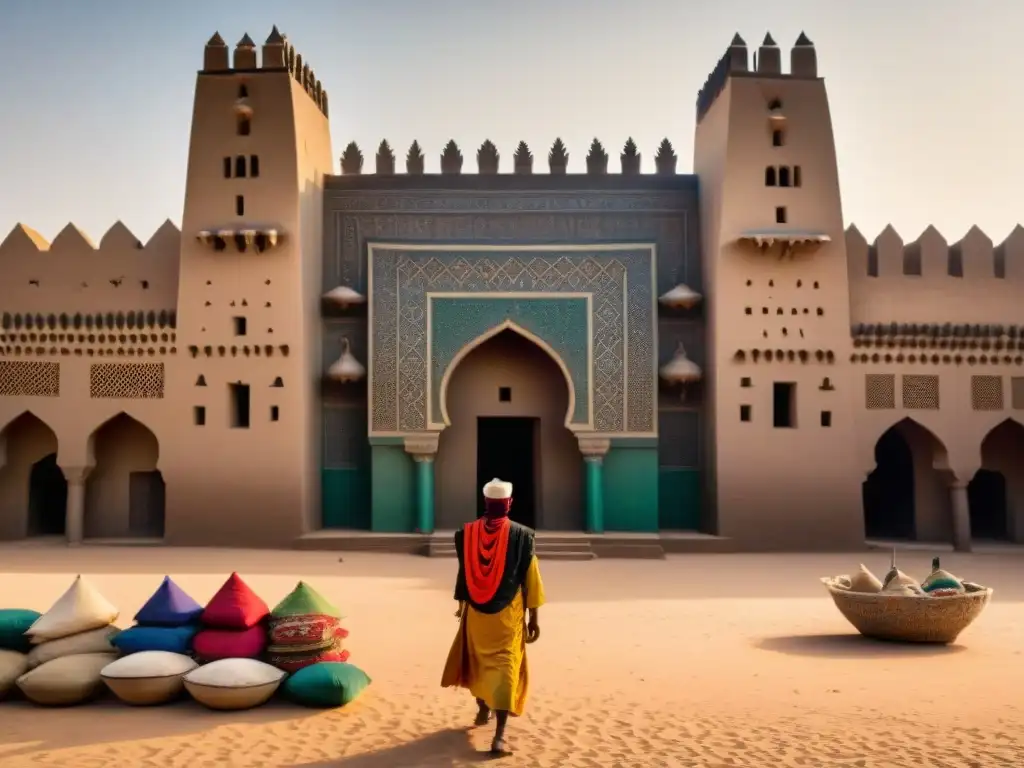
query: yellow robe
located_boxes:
[441,554,546,716]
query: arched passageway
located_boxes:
[85,413,165,538]
[972,419,1024,541]
[862,419,950,541]
[0,413,66,539]
[435,328,581,530]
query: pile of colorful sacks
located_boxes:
[0,573,370,710]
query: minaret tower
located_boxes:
[693,32,861,548]
[161,28,333,546]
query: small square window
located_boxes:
[193,406,206,426]
[270,405,280,422]
[740,377,751,388]
[740,404,751,422]
[744,307,752,315]
[498,386,511,403]
[820,410,832,427]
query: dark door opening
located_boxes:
[862,429,916,539]
[476,417,537,529]
[27,453,67,536]
[968,469,1009,540]
[129,470,166,538]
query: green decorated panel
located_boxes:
[658,468,702,530]
[369,444,416,532]
[429,297,589,425]
[321,469,370,529]
[603,446,659,532]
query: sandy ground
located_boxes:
[0,545,1021,768]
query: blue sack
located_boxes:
[134,576,204,626]
[113,624,199,655]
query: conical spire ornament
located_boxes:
[659,284,702,310]
[328,338,366,382]
[323,286,365,308]
[660,343,702,385]
[660,343,702,401]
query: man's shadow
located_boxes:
[290,726,506,767]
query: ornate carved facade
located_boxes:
[0,28,1021,552]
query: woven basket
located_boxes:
[821,577,992,644]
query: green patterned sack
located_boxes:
[272,582,342,619]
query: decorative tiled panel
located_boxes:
[429,297,589,425]
[0,361,59,397]
[369,247,656,435]
[865,374,895,409]
[89,363,164,399]
[322,191,697,298]
[902,374,939,410]
[970,375,1003,411]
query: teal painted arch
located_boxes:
[428,296,590,427]
[438,320,579,429]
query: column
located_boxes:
[578,437,610,534]
[404,433,439,535]
[415,456,435,535]
[61,466,91,546]
[950,481,972,553]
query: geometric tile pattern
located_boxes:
[0,361,60,397]
[89,363,165,399]
[429,297,590,425]
[368,246,656,435]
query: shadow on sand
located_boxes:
[0,695,310,757]
[756,633,968,659]
[289,727,502,767]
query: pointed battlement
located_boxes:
[696,32,819,122]
[0,221,180,313]
[333,138,683,176]
[202,28,328,116]
[846,224,1024,325]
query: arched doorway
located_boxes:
[862,418,950,541]
[972,419,1024,541]
[85,413,165,538]
[0,413,66,539]
[435,328,582,531]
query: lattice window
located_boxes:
[902,374,939,410]
[89,363,164,399]
[865,374,895,409]
[1012,377,1024,410]
[0,361,59,397]
[971,375,1003,411]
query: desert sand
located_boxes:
[0,545,1022,767]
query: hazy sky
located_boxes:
[0,0,1019,245]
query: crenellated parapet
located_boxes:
[0,221,180,315]
[203,27,328,117]
[336,138,682,175]
[696,32,818,123]
[846,224,1024,326]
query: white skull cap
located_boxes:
[482,478,513,499]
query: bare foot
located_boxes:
[490,737,512,755]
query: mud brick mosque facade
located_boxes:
[0,29,1021,556]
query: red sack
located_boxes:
[193,624,268,661]
[268,615,340,653]
[201,572,269,629]
[268,646,350,674]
